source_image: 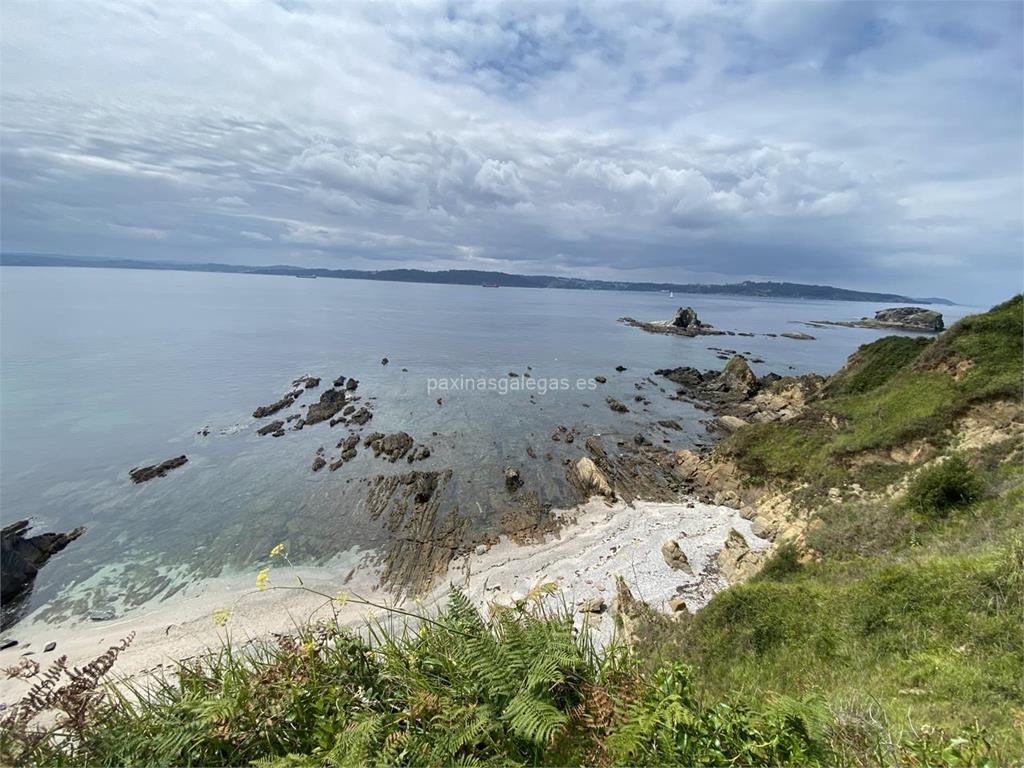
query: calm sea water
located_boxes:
[0,267,977,625]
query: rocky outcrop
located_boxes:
[367,469,466,595]
[619,307,726,337]
[253,391,300,419]
[256,420,284,436]
[2,521,86,619]
[504,466,522,492]
[716,528,765,582]
[656,355,822,426]
[606,397,629,413]
[569,457,613,499]
[781,331,816,340]
[364,431,414,462]
[810,306,944,333]
[129,455,188,483]
[568,436,690,503]
[499,490,560,545]
[305,388,348,425]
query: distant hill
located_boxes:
[0,252,954,305]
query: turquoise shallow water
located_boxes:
[0,266,977,625]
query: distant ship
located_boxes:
[482,283,500,288]
[296,274,317,279]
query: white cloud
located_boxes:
[0,0,1020,302]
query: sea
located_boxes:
[0,266,978,628]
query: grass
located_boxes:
[720,295,1024,492]
[643,539,1024,763]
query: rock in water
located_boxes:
[781,331,816,340]
[252,391,300,418]
[872,307,944,332]
[129,455,188,483]
[1,521,85,613]
[606,397,629,413]
[256,420,284,436]
[305,388,348,425]
[504,466,522,492]
[671,306,706,331]
[365,431,414,462]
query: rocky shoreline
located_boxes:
[807,306,944,333]
[0,335,821,671]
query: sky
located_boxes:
[1,0,1021,304]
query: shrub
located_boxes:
[899,456,984,518]
[754,541,804,581]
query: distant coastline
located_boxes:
[0,252,954,305]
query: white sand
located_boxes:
[0,496,765,703]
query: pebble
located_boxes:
[44,642,56,653]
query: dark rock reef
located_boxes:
[657,354,824,426]
[305,388,348,425]
[619,306,726,337]
[129,455,188,483]
[2,521,85,626]
[366,470,466,596]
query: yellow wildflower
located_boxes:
[334,591,349,607]
[212,608,232,626]
[256,567,270,591]
[269,543,285,558]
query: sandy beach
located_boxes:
[0,494,764,704]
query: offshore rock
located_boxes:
[129,455,188,483]
[253,391,299,419]
[305,388,347,425]
[2,521,86,623]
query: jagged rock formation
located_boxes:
[619,306,726,337]
[305,388,349,425]
[129,455,188,483]
[366,470,466,595]
[566,435,690,503]
[2,521,86,623]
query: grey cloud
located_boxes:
[1,0,1020,303]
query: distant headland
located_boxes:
[0,252,954,305]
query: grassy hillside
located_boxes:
[659,296,1024,761]
[2,297,1021,766]
[723,294,1023,490]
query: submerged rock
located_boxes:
[606,397,629,413]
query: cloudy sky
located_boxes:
[2,1,1021,303]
